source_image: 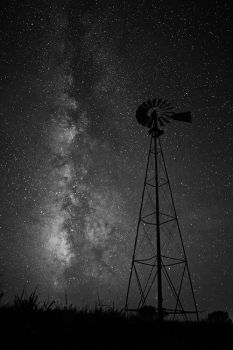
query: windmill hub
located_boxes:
[147,107,159,118]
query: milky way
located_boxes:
[21,10,133,306]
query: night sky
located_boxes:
[0,0,233,317]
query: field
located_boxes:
[0,292,232,349]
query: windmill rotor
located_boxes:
[136,97,192,135]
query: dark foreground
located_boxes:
[1,309,233,349]
[0,297,232,349]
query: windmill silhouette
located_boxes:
[125,97,199,322]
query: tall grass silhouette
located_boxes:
[0,288,232,349]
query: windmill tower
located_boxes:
[125,98,199,321]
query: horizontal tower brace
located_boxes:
[140,218,176,225]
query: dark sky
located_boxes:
[0,0,233,317]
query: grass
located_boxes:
[0,290,232,349]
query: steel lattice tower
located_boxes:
[125,98,199,321]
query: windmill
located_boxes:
[125,97,199,322]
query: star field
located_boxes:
[0,0,233,316]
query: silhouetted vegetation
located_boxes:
[208,310,232,324]
[0,290,232,349]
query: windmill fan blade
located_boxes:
[163,103,174,109]
[158,118,165,127]
[163,112,174,117]
[157,98,163,106]
[160,116,170,123]
[159,99,168,107]
[164,105,174,110]
[170,111,192,123]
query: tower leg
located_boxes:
[154,133,163,321]
[158,138,199,321]
[124,136,153,314]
